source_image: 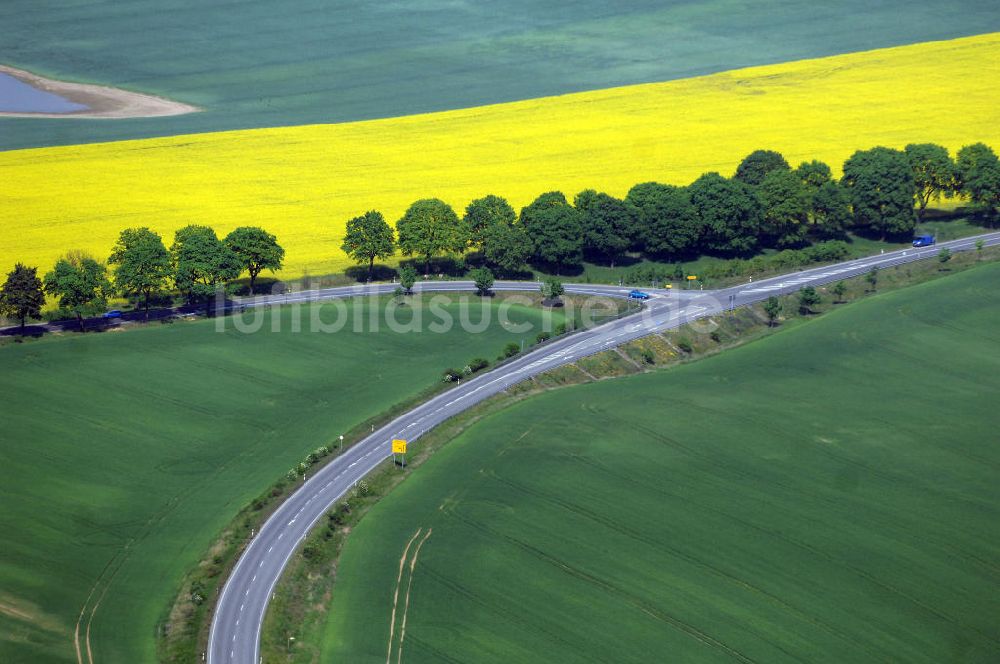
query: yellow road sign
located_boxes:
[665,284,673,289]
[392,439,407,454]
[686,275,698,280]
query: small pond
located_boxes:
[0,72,88,113]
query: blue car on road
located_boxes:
[102,310,122,319]
[912,235,936,247]
[628,289,651,300]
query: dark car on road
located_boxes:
[628,289,651,300]
[912,235,936,247]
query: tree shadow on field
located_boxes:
[583,251,643,269]
[530,260,584,277]
[419,251,535,280]
[345,264,398,283]
[497,267,535,280]
[921,207,970,222]
[399,256,467,278]
[0,324,47,338]
[230,276,282,296]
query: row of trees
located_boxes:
[0,225,283,331]
[342,142,1000,277]
[5,142,997,330]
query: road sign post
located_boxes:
[392,439,407,468]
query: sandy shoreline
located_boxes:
[0,64,199,119]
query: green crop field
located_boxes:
[323,265,1000,663]
[0,297,568,664]
[3,0,999,150]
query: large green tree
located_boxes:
[107,227,172,318]
[519,192,584,270]
[480,221,530,275]
[464,195,516,246]
[955,142,1000,222]
[688,173,762,255]
[396,199,467,274]
[795,160,833,188]
[905,143,955,220]
[341,210,394,281]
[171,225,241,311]
[625,182,702,259]
[1,263,45,332]
[842,147,916,239]
[758,169,809,248]
[807,181,852,240]
[224,226,284,294]
[463,194,530,274]
[793,160,848,238]
[574,189,634,266]
[734,149,790,186]
[44,253,112,331]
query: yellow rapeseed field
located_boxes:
[2,33,999,281]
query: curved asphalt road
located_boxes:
[209,231,1000,664]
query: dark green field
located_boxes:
[323,265,1000,663]
[0,297,565,664]
[3,0,999,150]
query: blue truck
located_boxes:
[912,235,936,247]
